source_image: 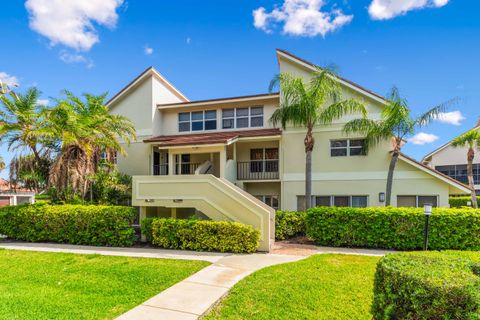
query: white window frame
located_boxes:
[256,195,280,210]
[222,106,264,130]
[178,110,217,133]
[330,139,366,157]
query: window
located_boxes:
[222,106,264,129]
[250,148,279,173]
[330,139,366,157]
[296,195,368,211]
[222,109,235,129]
[178,110,217,132]
[256,195,279,210]
[178,112,190,132]
[397,195,438,208]
[436,164,479,185]
[250,106,264,127]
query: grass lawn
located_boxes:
[205,254,380,320]
[0,249,209,320]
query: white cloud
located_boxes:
[0,72,19,86]
[368,0,449,20]
[253,0,353,37]
[25,0,124,51]
[37,99,49,106]
[186,37,191,44]
[409,132,439,145]
[435,111,465,126]
[59,51,86,63]
[144,46,153,55]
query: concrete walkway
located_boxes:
[0,241,392,319]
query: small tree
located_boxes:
[344,87,452,206]
[270,68,367,210]
[451,130,480,208]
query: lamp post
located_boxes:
[423,203,432,251]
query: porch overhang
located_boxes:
[143,128,282,149]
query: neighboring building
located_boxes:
[107,49,470,251]
[0,179,36,207]
[422,122,480,194]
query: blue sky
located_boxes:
[0,0,478,178]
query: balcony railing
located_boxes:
[153,163,200,175]
[175,162,200,175]
[153,164,169,176]
[237,160,279,180]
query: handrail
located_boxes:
[237,160,279,180]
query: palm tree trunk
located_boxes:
[467,148,478,208]
[304,126,314,210]
[385,150,400,206]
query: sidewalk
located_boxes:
[0,241,392,319]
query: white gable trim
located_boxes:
[276,50,387,106]
[106,67,188,108]
[398,154,471,194]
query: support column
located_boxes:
[219,147,227,178]
[171,208,177,219]
[233,143,237,161]
[12,195,17,206]
[168,152,174,176]
[139,207,147,242]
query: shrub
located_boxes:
[145,218,260,253]
[275,210,306,240]
[450,196,480,208]
[0,203,136,246]
[140,217,155,243]
[372,251,480,319]
[305,206,480,250]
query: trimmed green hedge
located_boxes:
[0,203,136,246]
[306,207,480,250]
[372,251,480,319]
[143,218,260,253]
[275,211,306,240]
[450,196,480,208]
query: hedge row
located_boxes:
[449,196,480,208]
[372,251,480,319]
[275,211,306,240]
[142,218,260,253]
[0,204,136,246]
[305,207,480,250]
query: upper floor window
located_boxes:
[178,110,217,132]
[222,106,264,129]
[330,139,366,157]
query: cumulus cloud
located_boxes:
[37,99,49,106]
[144,46,153,55]
[0,72,19,86]
[25,0,124,51]
[368,0,449,20]
[434,111,465,126]
[409,132,439,145]
[253,0,353,37]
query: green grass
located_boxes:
[0,249,209,320]
[205,254,380,320]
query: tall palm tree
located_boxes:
[47,91,136,199]
[270,68,367,210]
[0,87,46,164]
[0,155,5,172]
[344,87,452,206]
[451,130,480,208]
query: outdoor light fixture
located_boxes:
[144,199,155,203]
[379,192,385,203]
[423,203,433,251]
[173,199,183,203]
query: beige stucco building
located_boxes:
[107,49,470,251]
[422,122,480,194]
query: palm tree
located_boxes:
[451,130,480,208]
[0,155,5,172]
[0,87,46,164]
[47,91,136,200]
[344,87,452,206]
[270,68,367,210]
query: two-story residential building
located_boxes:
[107,49,470,251]
[422,121,480,194]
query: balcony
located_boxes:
[153,163,200,176]
[237,160,279,181]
